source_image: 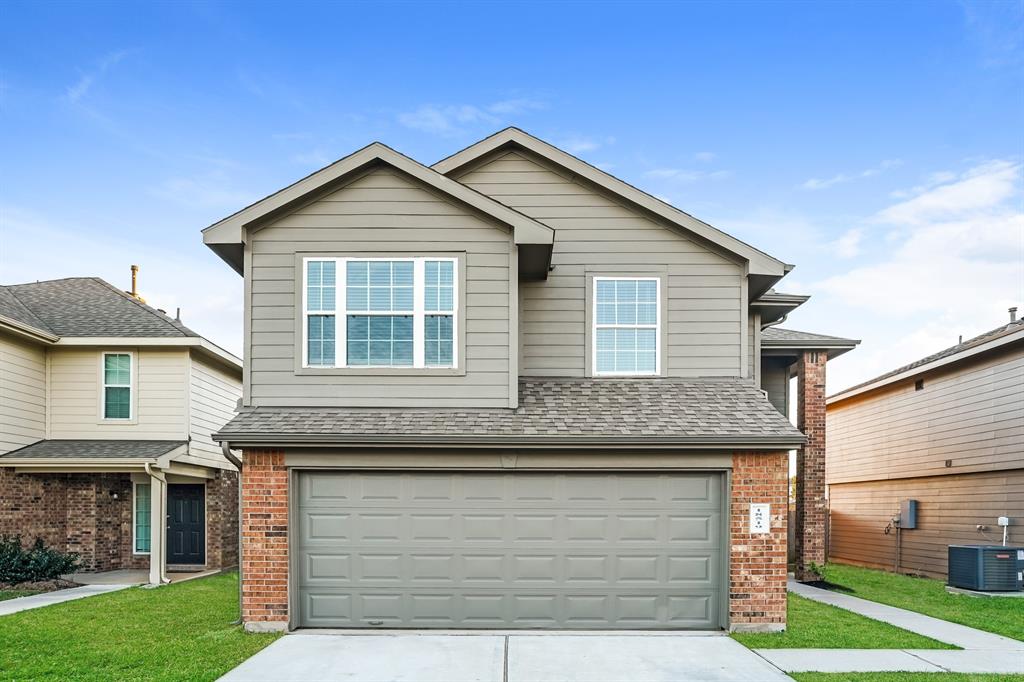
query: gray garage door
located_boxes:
[295,471,725,629]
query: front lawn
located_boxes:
[732,593,953,649]
[793,674,1024,682]
[823,563,1024,642]
[0,590,39,602]
[0,571,279,681]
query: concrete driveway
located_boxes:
[219,631,792,682]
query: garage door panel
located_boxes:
[296,471,724,629]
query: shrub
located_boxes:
[0,535,81,584]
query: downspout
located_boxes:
[761,312,789,331]
[143,462,170,585]
[222,441,244,625]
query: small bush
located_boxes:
[0,535,81,584]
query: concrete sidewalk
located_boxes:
[0,584,132,616]
[753,579,1024,674]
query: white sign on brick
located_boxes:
[750,503,770,534]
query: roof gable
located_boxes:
[434,128,790,280]
[203,142,554,274]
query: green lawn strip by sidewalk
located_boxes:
[0,571,279,682]
[0,590,40,602]
[824,563,1024,642]
[792,674,1024,682]
[732,593,954,649]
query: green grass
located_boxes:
[0,571,279,681]
[823,563,1024,642]
[0,590,40,602]
[732,593,954,649]
[792,674,1024,682]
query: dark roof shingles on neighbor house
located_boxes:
[835,318,1024,397]
[761,327,857,344]
[216,377,804,446]
[0,439,186,460]
[1,278,198,338]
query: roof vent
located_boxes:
[1010,307,1018,324]
[127,265,146,303]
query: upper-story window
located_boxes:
[592,277,660,376]
[102,352,133,419]
[303,257,458,369]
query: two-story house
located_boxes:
[0,275,241,584]
[826,311,1022,578]
[203,128,857,633]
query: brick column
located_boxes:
[794,350,827,581]
[730,451,788,632]
[241,450,289,632]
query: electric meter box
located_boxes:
[900,499,918,530]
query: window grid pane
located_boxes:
[595,278,658,374]
[306,261,336,312]
[134,484,151,553]
[307,315,336,366]
[347,261,414,313]
[347,315,413,366]
[424,314,454,366]
[424,261,455,313]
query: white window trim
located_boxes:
[591,276,661,377]
[302,256,459,369]
[132,480,151,556]
[100,351,134,421]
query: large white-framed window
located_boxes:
[302,257,458,369]
[592,276,661,376]
[133,481,151,555]
[102,352,133,420]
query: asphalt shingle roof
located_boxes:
[0,439,187,460]
[762,327,858,344]
[215,377,805,446]
[1,278,199,338]
[835,318,1024,396]
[0,286,54,335]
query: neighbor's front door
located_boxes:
[167,484,205,565]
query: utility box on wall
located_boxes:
[900,499,918,530]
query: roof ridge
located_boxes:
[1,283,56,335]
[88,277,198,337]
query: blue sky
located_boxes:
[2,0,1022,391]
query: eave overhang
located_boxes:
[213,434,806,450]
[0,315,60,344]
[752,291,810,326]
[203,142,555,276]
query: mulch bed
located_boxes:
[0,578,81,593]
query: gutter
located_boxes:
[213,433,806,449]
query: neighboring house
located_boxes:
[0,276,242,584]
[826,312,1023,579]
[202,127,857,633]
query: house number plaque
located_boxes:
[749,503,770,534]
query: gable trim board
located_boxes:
[432,128,790,285]
[203,143,555,275]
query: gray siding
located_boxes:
[760,357,790,417]
[0,333,46,454]
[247,166,514,408]
[187,351,241,469]
[456,150,744,378]
[48,348,188,441]
[827,343,1024,484]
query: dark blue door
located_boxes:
[167,484,205,565]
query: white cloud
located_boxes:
[64,50,129,104]
[832,227,864,258]
[397,98,545,136]
[149,171,255,210]
[558,135,615,154]
[801,159,902,190]
[0,205,243,355]
[644,168,731,183]
[694,151,716,162]
[812,159,1024,388]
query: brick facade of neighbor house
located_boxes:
[240,450,289,630]
[794,350,828,581]
[729,451,789,632]
[0,468,238,573]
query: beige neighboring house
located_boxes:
[826,311,1024,578]
[203,127,858,633]
[0,275,242,584]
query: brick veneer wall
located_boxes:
[730,451,789,632]
[240,450,289,631]
[794,350,827,581]
[0,468,238,573]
